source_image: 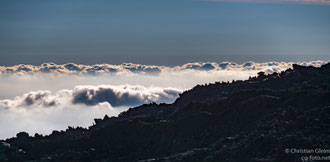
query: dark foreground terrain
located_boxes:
[1,63,330,162]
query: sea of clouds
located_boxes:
[0,60,328,139]
[1,60,327,77]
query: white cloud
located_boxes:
[0,85,181,109]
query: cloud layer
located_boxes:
[0,60,328,77]
[0,60,329,139]
[203,0,330,5]
[0,100,127,140]
[0,85,181,109]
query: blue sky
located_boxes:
[0,0,329,65]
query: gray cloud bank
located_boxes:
[0,61,328,77]
[0,85,181,109]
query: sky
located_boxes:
[0,0,329,65]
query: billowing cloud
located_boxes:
[0,61,328,77]
[0,62,165,76]
[203,0,330,5]
[0,91,60,109]
[0,85,181,109]
[72,85,180,107]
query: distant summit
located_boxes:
[1,63,330,162]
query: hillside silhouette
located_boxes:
[1,63,330,162]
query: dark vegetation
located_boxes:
[1,63,330,161]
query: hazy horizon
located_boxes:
[1,55,329,66]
